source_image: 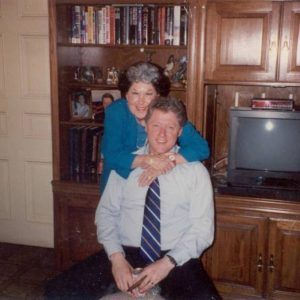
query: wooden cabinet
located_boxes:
[204,1,300,83]
[53,180,102,270]
[267,219,300,299]
[48,0,206,269]
[204,195,300,299]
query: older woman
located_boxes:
[100,62,209,192]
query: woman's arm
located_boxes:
[177,121,210,162]
[101,100,137,176]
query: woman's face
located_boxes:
[126,81,159,122]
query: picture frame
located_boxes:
[69,90,92,120]
[91,89,121,122]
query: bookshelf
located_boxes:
[48,0,205,269]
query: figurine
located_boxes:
[93,67,103,84]
[107,67,119,85]
[172,55,188,87]
[164,55,176,79]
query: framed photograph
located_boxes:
[69,90,92,120]
[91,89,121,122]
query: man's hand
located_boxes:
[110,253,135,295]
[136,256,175,294]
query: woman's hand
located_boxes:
[138,153,177,186]
[135,256,175,294]
[110,253,136,296]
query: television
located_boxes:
[227,107,300,191]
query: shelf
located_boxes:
[60,120,104,127]
[58,43,187,50]
[66,81,119,90]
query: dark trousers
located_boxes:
[44,247,221,300]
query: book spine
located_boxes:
[110,6,115,45]
[148,6,156,45]
[115,7,121,44]
[136,6,143,45]
[180,6,188,46]
[71,5,81,43]
[80,6,86,43]
[87,6,94,44]
[142,6,149,45]
[105,5,110,44]
[97,8,103,44]
[173,5,181,46]
[129,6,138,45]
[101,7,106,44]
[159,6,165,45]
[124,6,130,45]
[169,6,174,46]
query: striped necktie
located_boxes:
[140,178,161,263]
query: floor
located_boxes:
[0,242,234,300]
[0,242,60,300]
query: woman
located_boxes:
[100,62,209,192]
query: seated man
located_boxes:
[96,96,220,299]
[44,97,220,300]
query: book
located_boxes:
[115,7,121,44]
[87,6,95,44]
[159,6,165,45]
[69,126,85,180]
[129,6,138,45]
[142,6,149,45]
[173,6,181,46]
[71,5,81,43]
[180,6,188,46]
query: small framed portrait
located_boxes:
[91,89,121,122]
[69,90,92,120]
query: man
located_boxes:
[96,96,220,299]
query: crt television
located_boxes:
[227,107,300,190]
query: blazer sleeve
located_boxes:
[177,121,210,162]
[101,100,136,176]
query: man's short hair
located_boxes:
[145,96,187,127]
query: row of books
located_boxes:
[71,4,188,46]
[69,125,103,182]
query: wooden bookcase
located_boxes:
[48,0,206,270]
[49,1,300,298]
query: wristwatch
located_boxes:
[165,254,177,267]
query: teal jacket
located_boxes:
[100,98,209,192]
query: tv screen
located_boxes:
[227,108,300,190]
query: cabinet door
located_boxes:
[54,189,102,270]
[278,2,300,82]
[267,219,300,300]
[206,213,268,298]
[205,2,280,82]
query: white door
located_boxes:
[0,0,53,247]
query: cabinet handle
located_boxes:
[269,40,276,51]
[268,254,275,272]
[282,37,290,50]
[256,254,264,272]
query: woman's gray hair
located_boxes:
[118,62,170,96]
[126,62,160,84]
[145,96,187,128]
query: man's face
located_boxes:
[126,82,159,122]
[146,109,182,155]
[102,97,113,109]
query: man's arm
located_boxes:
[95,171,125,256]
[95,172,136,294]
[166,164,214,266]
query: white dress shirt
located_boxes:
[95,147,214,266]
